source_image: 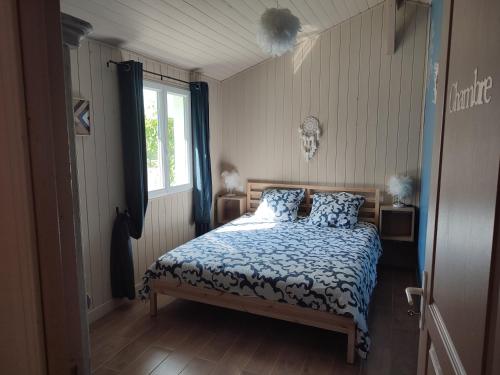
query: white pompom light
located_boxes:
[257,8,301,57]
[387,175,413,208]
[221,170,242,196]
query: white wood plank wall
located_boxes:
[220,3,428,204]
[70,40,222,322]
[71,1,427,321]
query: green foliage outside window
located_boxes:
[167,117,175,185]
[145,116,175,184]
[145,117,159,168]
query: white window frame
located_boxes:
[144,80,192,198]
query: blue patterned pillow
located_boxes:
[306,192,365,229]
[254,188,305,222]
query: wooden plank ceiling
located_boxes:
[60,0,385,80]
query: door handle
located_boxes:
[405,271,427,330]
[405,286,423,306]
[405,287,423,318]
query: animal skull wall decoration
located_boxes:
[298,116,321,161]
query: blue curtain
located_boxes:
[116,60,148,238]
[190,82,212,236]
[110,61,147,298]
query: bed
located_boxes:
[139,181,381,363]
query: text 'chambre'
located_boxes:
[449,68,493,113]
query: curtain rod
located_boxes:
[106,60,190,85]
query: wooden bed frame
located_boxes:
[149,180,380,364]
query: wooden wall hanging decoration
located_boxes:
[73,98,91,135]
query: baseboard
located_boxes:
[87,299,124,323]
[87,283,144,324]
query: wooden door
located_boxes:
[0,0,90,374]
[0,1,47,373]
[416,0,500,374]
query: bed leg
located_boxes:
[346,327,355,364]
[150,291,158,317]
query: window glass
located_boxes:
[143,87,164,192]
[167,93,189,187]
[143,82,191,196]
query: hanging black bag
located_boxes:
[110,208,135,300]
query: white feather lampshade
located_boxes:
[221,170,242,196]
[387,175,413,207]
[257,8,301,57]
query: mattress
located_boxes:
[139,214,381,358]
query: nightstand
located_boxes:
[380,205,416,242]
[216,195,247,225]
[379,205,417,269]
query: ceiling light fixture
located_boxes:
[256,5,301,57]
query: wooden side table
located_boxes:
[379,205,417,269]
[216,195,247,225]
[380,205,416,242]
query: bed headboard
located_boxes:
[246,180,380,229]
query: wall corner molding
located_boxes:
[61,13,92,48]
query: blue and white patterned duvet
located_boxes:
[139,215,382,358]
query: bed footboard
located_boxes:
[148,280,356,364]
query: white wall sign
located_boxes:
[449,68,493,113]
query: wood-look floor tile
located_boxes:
[88,267,419,375]
[392,309,419,333]
[392,269,416,286]
[104,339,151,372]
[91,335,132,371]
[360,341,391,375]
[180,358,216,375]
[390,329,418,375]
[197,328,239,362]
[117,315,159,339]
[150,351,193,375]
[151,327,215,375]
[104,321,177,372]
[369,305,392,333]
[209,329,262,375]
[299,337,336,375]
[269,331,309,375]
[154,324,196,351]
[243,333,282,375]
[120,346,171,375]
[91,302,148,341]
[371,284,393,309]
[92,367,119,375]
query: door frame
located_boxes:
[484,170,500,374]
[16,0,89,374]
[417,0,454,373]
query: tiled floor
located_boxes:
[90,266,419,375]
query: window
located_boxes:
[143,81,191,197]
